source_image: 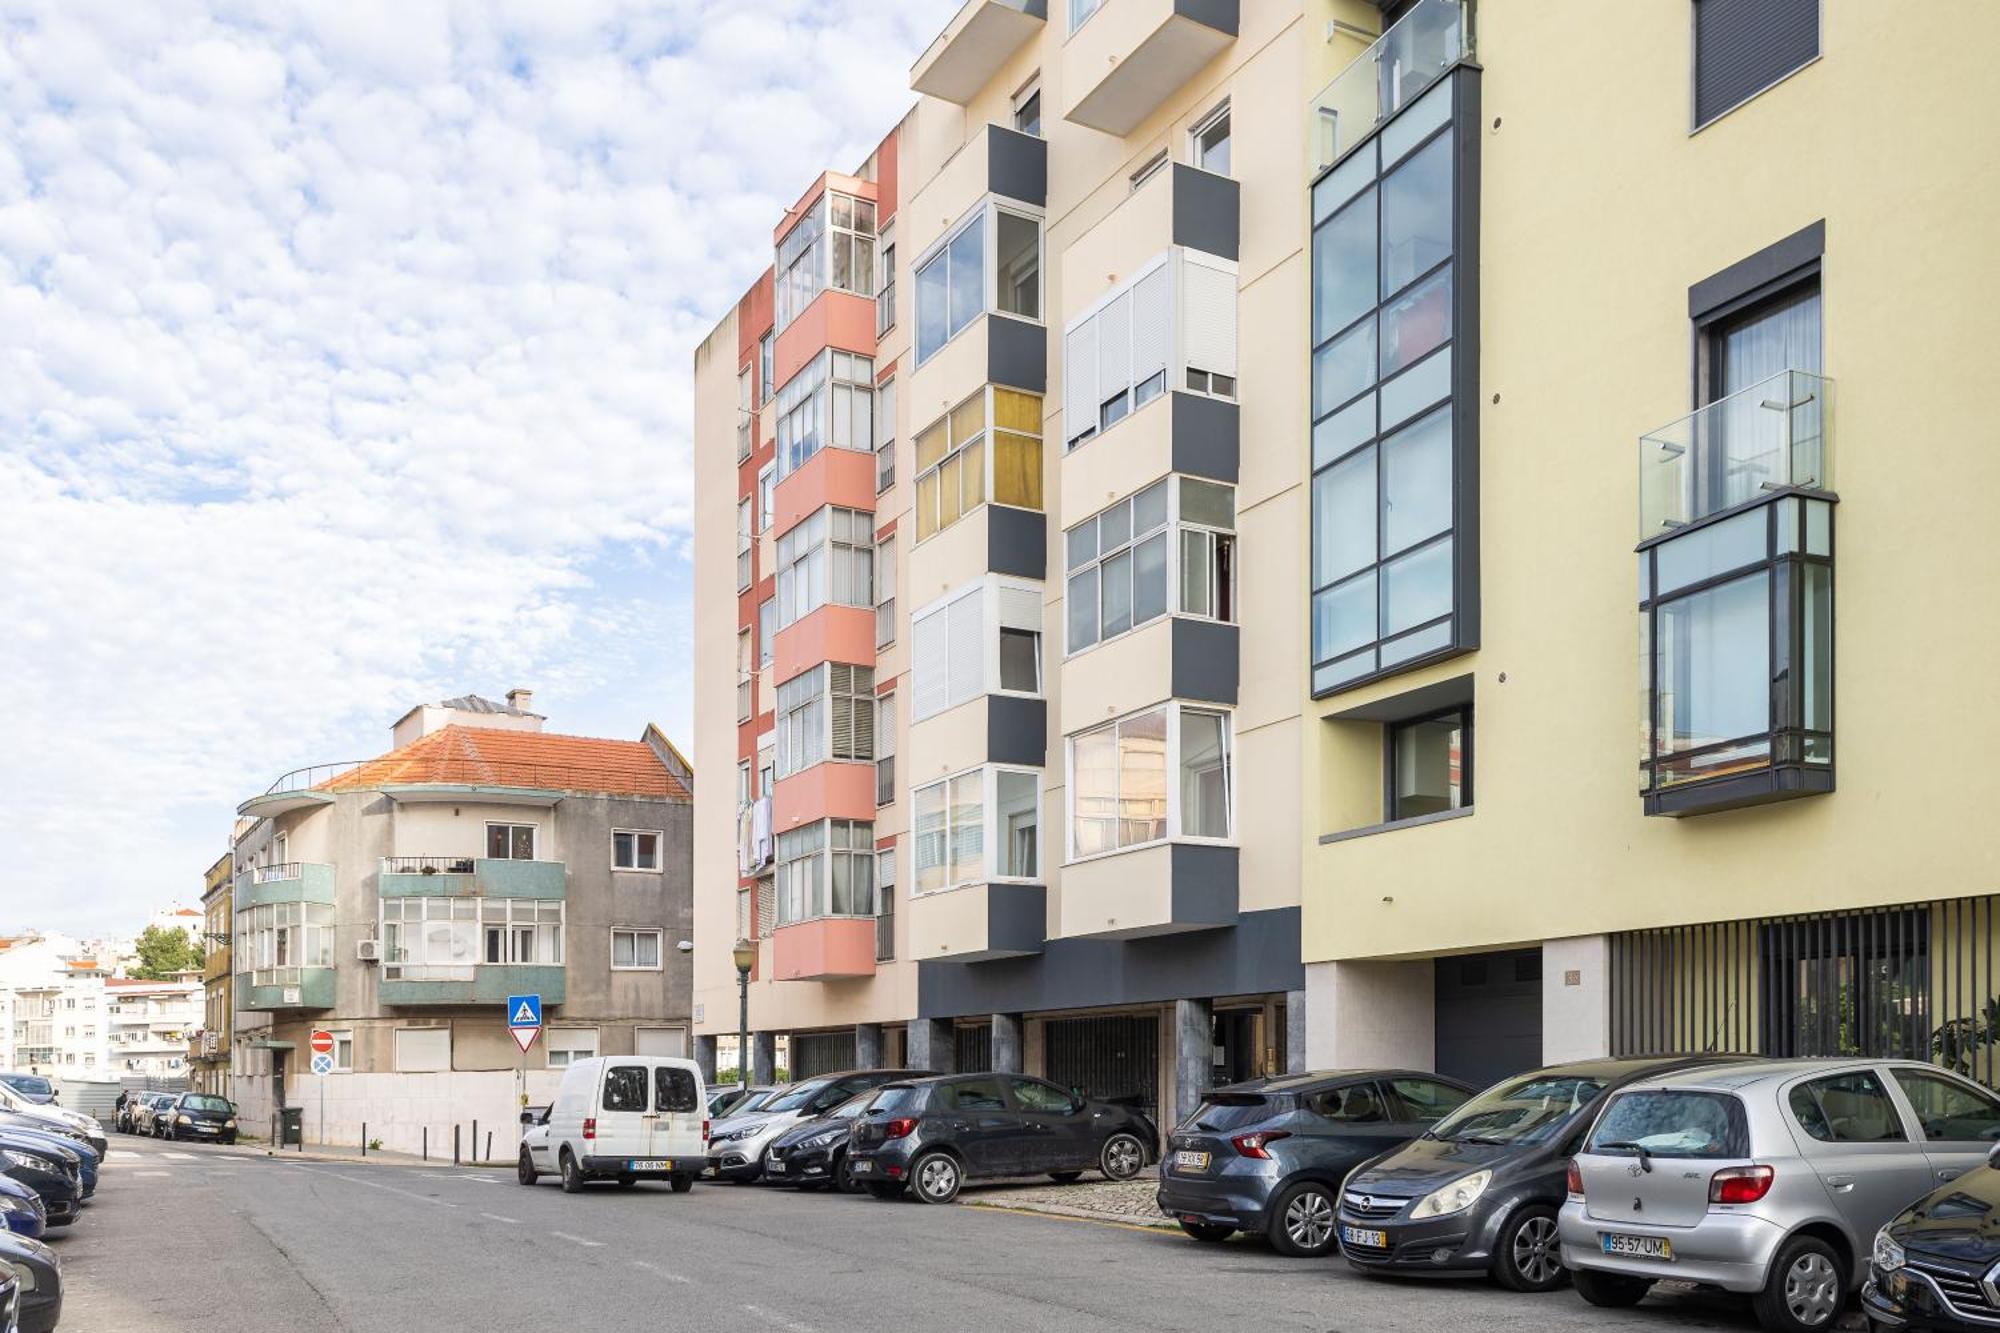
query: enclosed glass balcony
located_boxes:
[1310,0,1468,174]
[1640,369,1832,538]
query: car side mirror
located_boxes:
[1986,1142,2000,1170]
[519,1110,535,1125]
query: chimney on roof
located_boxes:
[507,688,535,714]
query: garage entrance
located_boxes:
[1434,949,1542,1088]
[1044,1014,1160,1115]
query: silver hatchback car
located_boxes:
[1559,1058,2000,1333]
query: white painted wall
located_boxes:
[1541,934,1611,1062]
[1303,957,1435,1070]
[235,1067,566,1160]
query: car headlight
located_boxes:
[1873,1226,1906,1274]
[225,1118,237,1128]
[10,1262,32,1292]
[0,1194,23,1213]
[1410,1169,1493,1220]
[177,1115,193,1125]
[804,1132,840,1149]
[1,1150,53,1174]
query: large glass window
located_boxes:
[775,662,875,780]
[776,819,875,923]
[776,350,874,481]
[378,898,562,979]
[234,901,335,985]
[1069,705,1231,858]
[776,191,876,333]
[1309,76,1468,697]
[776,506,873,629]
[1389,708,1468,820]
[916,201,1044,364]
[913,767,1041,892]
[915,386,1043,541]
[912,579,1042,721]
[1066,477,1234,654]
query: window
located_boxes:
[995,210,1040,320]
[1388,708,1468,820]
[234,901,334,984]
[1070,0,1104,32]
[915,386,1043,541]
[828,191,877,302]
[1891,1071,2000,1144]
[736,366,753,461]
[912,580,1041,720]
[611,928,663,970]
[759,332,773,404]
[736,496,753,590]
[875,375,896,493]
[1191,101,1231,176]
[758,597,775,668]
[547,1029,598,1069]
[877,230,897,335]
[875,534,897,648]
[1010,1078,1074,1113]
[1389,1077,1470,1121]
[603,1065,648,1111]
[1013,81,1041,137]
[999,626,1040,694]
[1788,1071,1905,1143]
[657,1065,700,1111]
[1588,1091,1748,1159]
[480,899,564,965]
[1070,704,1232,857]
[943,1077,1006,1111]
[776,506,874,629]
[875,846,896,962]
[1066,478,1234,654]
[1693,0,1818,129]
[912,768,1039,894]
[380,897,562,976]
[1310,85,1469,695]
[757,464,774,532]
[613,830,661,871]
[875,691,896,806]
[775,350,874,481]
[775,662,876,779]
[737,759,752,809]
[915,201,1044,364]
[776,819,875,923]
[393,1027,450,1073]
[774,190,877,332]
[1307,1082,1389,1124]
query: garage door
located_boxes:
[791,1031,857,1079]
[1434,949,1543,1088]
[1044,1015,1159,1115]
[955,1022,991,1073]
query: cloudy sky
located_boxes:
[0,0,946,936]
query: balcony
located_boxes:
[1058,842,1237,939]
[379,964,566,1007]
[1309,0,1468,173]
[234,862,336,907]
[910,882,1046,962]
[378,857,568,899]
[1639,370,1832,539]
[913,0,1047,105]
[236,761,361,820]
[237,968,335,1013]
[1062,0,1237,137]
[771,918,877,980]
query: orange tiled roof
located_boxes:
[319,725,689,801]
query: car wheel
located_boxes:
[1753,1235,1845,1333]
[1100,1133,1145,1182]
[670,1175,694,1194]
[1493,1204,1567,1293]
[835,1153,862,1194]
[616,1174,638,1189]
[1049,1171,1083,1184]
[224,1134,237,1146]
[912,1151,962,1204]
[517,1150,539,1186]
[1268,1181,1339,1258]
[1180,1221,1235,1243]
[559,1149,586,1194]
[1572,1269,1655,1309]
[867,1181,905,1201]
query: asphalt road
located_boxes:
[51,1136,1784,1333]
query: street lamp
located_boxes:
[731,938,756,1087]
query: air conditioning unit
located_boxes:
[355,939,382,963]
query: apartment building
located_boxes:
[228,692,694,1153]
[1300,0,2000,1085]
[694,0,1329,1125]
[192,852,233,1095]
[104,977,200,1079]
[0,938,117,1076]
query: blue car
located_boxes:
[0,1074,55,1106]
[0,1174,45,1240]
[0,1115,94,1198]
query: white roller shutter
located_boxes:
[1130,263,1171,391]
[997,582,1042,633]
[1096,291,1131,411]
[912,606,949,720]
[946,586,984,710]
[1064,318,1098,442]
[1179,254,1238,378]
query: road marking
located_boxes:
[631,1260,692,1284]
[161,1152,197,1161]
[217,1155,252,1162]
[741,1304,816,1333]
[479,1212,522,1224]
[456,1173,498,1183]
[134,1170,171,1178]
[549,1230,604,1248]
[305,1169,461,1207]
[108,1150,142,1161]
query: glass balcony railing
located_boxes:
[1309,0,1468,174]
[1639,370,1832,539]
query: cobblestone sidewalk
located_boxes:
[960,1169,1174,1228]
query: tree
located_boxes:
[130,924,203,979]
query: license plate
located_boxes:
[768,1158,787,1173]
[1173,1150,1211,1172]
[850,1159,873,1175]
[628,1159,672,1171]
[1342,1226,1387,1249]
[1600,1232,1674,1260]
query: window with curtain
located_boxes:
[1069,705,1232,856]
[776,350,874,480]
[776,506,873,629]
[776,819,875,923]
[775,662,876,780]
[913,768,1039,891]
[914,386,1044,542]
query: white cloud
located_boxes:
[0,0,948,934]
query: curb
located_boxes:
[248,1147,507,1171]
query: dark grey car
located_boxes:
[1156,1070,1475,1256]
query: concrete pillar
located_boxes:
[1173,998,1213,1129]
[991,1013,1024,1074]
[751,1031,777,1084]
[1304,958,1435,1070]
[855,1022,883,1069]
[906,1019,955,1073]
[693,1034,718,1083]
[1542,935,1612,1061]
[1285,989,1308,1074]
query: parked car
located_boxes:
[763,1091,879,1192]
[0,1135,79,1230]
[0,1177,45,1242]
[0,1255,16,1333]
[1863,1146,2000,1332]
[1561,1057,2000,1333]
[0,1119,92,1201]
[0,1085,102,1159]
[1340,1055,1748,1292]
[157,1092,238,1144]
[0,1077,54,1107]
[849,1072,1157,1205]
[518,1055,707,1194]
[707,1070,926,1183]
[130,1094,176,1138]
[1158,1069,1475,1257]
[0,1230,61,1333]
[709,1084,777,1120]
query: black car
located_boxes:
[1338,1055,1747,1291]
[1158,1069,1476,1257]
[764,1091,878,1192]
[707,1069,928,1182]
[0,1257,15,1333]
[157,1092,239,1143]
[0,1228,61,1333]
[849,1073,1157,1204]
[0,1114,96,1199]
[129,1093,176,1137]
[0,1132,81,1229]
[1864,1148,2000,1332]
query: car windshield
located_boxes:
[764,1079,832,1113]
[737,1089,775,1112]
[183,1095,232,1113]
[825,1092,875,1121]
[1185,1094,1276,1133]
[1,1077,51,1097]
[1588,1091,1746,1159]
[1432,1075,1607,1145]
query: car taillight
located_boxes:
[883,1117,918,1139]
[702,1118,710,1143]
[1710,1165,1775,1205]
[1230,1130,1291,1159]
[582,1117,596,1141]
[1565,1159,1584,1197]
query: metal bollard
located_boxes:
[486,1131,493,1162]
[422,1126,428,1161]
[472,1120,479,1164]
[453,1123,461,1165]
[362,1122,368,1157]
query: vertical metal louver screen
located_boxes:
[1044,1015,1160,1113]
[1693,0,1818,127]
[955,1022,992,1074]
[790,1032,857,1079]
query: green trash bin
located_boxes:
[279,1107,304,1147]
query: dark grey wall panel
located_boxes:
[1169,392,1238,482]
[917,906,1301,1019]
[987,314,1047,392]
[1688,219,1825,320]
[985,882,1047,956]
[1174,0,1238,37]
[986,506,1046,579]
[986,695,1047,767]
[1170,163,1239,260]
[1171,619,1239,704]
[1694,0,1818,127]
[987,124,1047,207]
[1169,844,1238,929]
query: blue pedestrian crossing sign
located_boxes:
[508,993,542,1054]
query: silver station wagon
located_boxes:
[1559,1058,2000,1333]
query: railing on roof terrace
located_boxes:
[258,762,365,796]
[1309,0,1469,175]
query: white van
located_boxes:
[519,1055,707,1194]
